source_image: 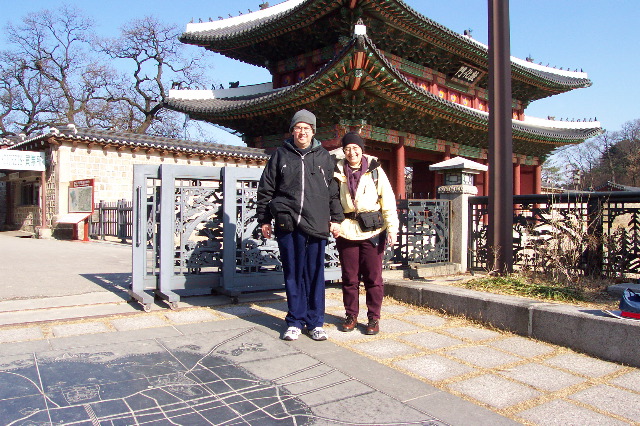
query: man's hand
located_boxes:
[330,222,341,238]
[261,223,272,239]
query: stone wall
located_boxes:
[6,140,265,237]
[54,143,261,216]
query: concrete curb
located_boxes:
[385,279,640,368]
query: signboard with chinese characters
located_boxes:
[0,150,45,171]
[68,179,94,213]
[453,65,482,84]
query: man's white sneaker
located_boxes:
[282,326,302,341]
[310,327,328,341]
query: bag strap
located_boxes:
[372,168,381,201]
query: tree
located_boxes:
[1,5,114,136]
[0,50,57,136]
[547,118,640,189]
[1,8,213,139]
[98,16,211,136]
[617,119,640,186]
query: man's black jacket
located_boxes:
[256,138,344,239]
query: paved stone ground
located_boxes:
[1,231,640,425]
[1,289,640,425]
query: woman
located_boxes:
[334,132,399,335]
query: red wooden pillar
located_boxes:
[482,170,489,196]
[434,145,452,195]
[411,162,433,198]
[513,160,521,195]
[533,164,542,194]
[395,137,406,199]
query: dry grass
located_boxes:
[460,272,620,310]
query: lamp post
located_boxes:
[572,170,582,190]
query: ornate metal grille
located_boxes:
[385,199,450,268]
[232,176,341,278]
[144,178,161,278]
[469,192,640,278]
[173,180,224,275]
[234,177,281,274]
[132,165,343,308]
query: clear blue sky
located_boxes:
[2,0,638,147]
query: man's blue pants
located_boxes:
[276,228,326,330]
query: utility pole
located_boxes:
[487,0,514,273]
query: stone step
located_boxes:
[606,283,640,298]
[382,262,462,280]
[410,262,461,278]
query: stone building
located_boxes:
[0,125,269,237]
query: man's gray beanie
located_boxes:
[290,109,316,133]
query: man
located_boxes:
[256,109,343,341]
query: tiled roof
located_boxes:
[167,34,602,146]
[1,137,17,148]
[461,35,591,89]
[594,181,640,192]
[182,0,591,90]
[7,125,270,160]
[184,0,306,38]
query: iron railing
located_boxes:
[386,199,450,268]
[89,195,450,269]
[469,191,640,278]
[90,199,133,242]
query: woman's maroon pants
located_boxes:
[337,236,386,320]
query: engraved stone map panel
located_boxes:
[0,328,445,425]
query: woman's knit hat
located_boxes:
[341,131,365,150]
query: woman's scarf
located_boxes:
[344,156,369,205]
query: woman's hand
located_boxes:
[330,222,341,238]
[387,232,397,247]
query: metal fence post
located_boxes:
[117,199,127,243]
[98,200,105,240]
[585,196,604,277]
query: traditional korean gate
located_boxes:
[130,164,340,310]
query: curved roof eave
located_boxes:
[361,35,601,142]
[181,0,591,89]
[8,126,270,159]
[166,35,601,144]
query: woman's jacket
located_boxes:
[334,155,399,241]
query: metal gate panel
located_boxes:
[157,165,224,307]
[220,166,340,295]
[131,164,342,309]
[131,165,161,311]
[220,167,285,295]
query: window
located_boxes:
[20,182,39,206]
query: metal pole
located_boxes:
[40,170,48,230]
[488,0,513,273]
[395,137,406,199]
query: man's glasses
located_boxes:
[293,126,313,134]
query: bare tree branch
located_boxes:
[98,16,211,134]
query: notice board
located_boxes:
[68,179,94,213]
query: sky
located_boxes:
[1,0,639,149]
